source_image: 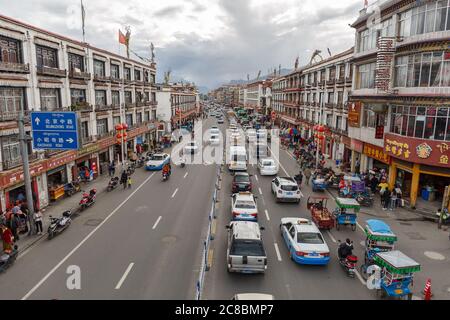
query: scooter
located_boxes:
[0,245,18,273]
[64,178,81,197]
[47,210,72,240]
[162,171,170,181]
[79,189,97,211]
[136,157,145,168]
[107,177,120,192]
[337,240,358,278]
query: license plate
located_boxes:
[394,289,403,295]
[287,192,293,196]
[308,252,319,257]
[241,213,249,217]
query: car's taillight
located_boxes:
[250,213,257,217]
[296,251,306,256]
[232,211,239,217]
[322,252,330,257]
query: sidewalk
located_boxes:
[16,164,125,252]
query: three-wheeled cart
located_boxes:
[306,196,335,230]
[333,197,360,231]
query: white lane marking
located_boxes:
[254,174,259,182]
[152,216,162,230]
[356,222,365,232]
[183,172,188,179]
[265,209,270,221]
[171,188,179,198]
[299,190,304,198]
[267,145,290,176]
[354,270,366,286]
[286,150,296,160]
[326,230,337,243]
[258,187,263,195]
[115,263,134,290]
[21,172,155,300]
[274,243,282,262]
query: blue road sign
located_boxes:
[31,112,79,150]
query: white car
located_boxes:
[246,129,257,142]
[145,153,170,171]
[280,218,330,265]
[271,177,302,203]
[209,134,220,145]
[210,127,220,135]
[231,192,258,221]
[184,142,199,154]
[258,158,278,175]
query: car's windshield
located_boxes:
[262,161,274,166]
[211,135,218,139]
[232,154,246,162]
[235,200,256,209]
[281,184,298,191]
[235,175,249,183]
[297,232,324,244]
[150,155,165,161]
[230,239,265,256]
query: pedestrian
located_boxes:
[355,158,360,173]
[34,210,43,235]
[10,212,20,241]
[304,168,312,185]
[120,171,128,189]
[389,189,397,211]
[108,161,115,177]
[370,175,379,193]
[17,192,25,203]
[127,175,132,189]
[394,184,402,208]
[1,224,14,253]
[383,188,391,210]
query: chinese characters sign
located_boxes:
[348,102,361,128]
[363,143,391,165]
[384,133,450,168]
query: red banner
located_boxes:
[348,102,361,128]
[384,133,450,168]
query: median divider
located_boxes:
[195,164,222,300]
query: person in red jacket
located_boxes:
[1,225,14,253]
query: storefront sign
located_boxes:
[351,139,363,153]
[0,161,47,189]
[375,125,384,139]
[363,143,391,165]
[78,143,99,157]
[341,136,351,148]
[348,102,361,128]
[46,151,77,170]
[384,133,450,168]
[98,136,115,150]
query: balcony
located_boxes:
[125,102,136,109]
[93,74,110,82]
[318,80,325,86]
[96,130,114,140]
[326,79,336,86]
[37,66,67,77]
[124,79,133,85]
[69,70,91,80]
[325,103,336,109]
[0,61,30,73]
[345,76,352,83]
[81,135,95,145]
[134,80,144,86]
[95,104,113,112]
[70,102,92,112]
[311,81,317,87]
[110,77,121,84]
[2,153,39,170]
[336,77,345,85]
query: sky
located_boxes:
[0,0,369,90]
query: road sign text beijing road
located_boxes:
[31,112,79,150]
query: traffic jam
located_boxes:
[205,103,422,301]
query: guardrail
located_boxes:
[195,163,222,300]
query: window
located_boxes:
[0,36,21,63]
[81,121,89,139]
[327,92,334,104]
[297,232,324,244]
[395,51,449,88]
[329,67,336,80]
[144,111,150,122]
[94,60,105,76]
[136,113,142,124]
[0,87,25,114]
[339,65,345,79]
[134,69,141,81]
[95,90,106,106]
[96,118,108,136]
[135,91,143,102]
[144,92,150,102]
[111,91,120,106]
[68,53,84,72]
[36,45,58,68]
[362,106,386,129]
[124,91,132,104]
[400,1,450,36]
[40,88,60,111]
[337,91,344,105]
[110,64,120,79]
[113,116,120,126]
[126,114,133,127]
[358,62,376,89]
[390,105,450,141]
[124,67,131,80]
[70,89,86,105]
[336,116,342,130]
[1,136,20,163]
[326,114,333,127]
[230,240,265,257]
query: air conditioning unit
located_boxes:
[74,67,81,73]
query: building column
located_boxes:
[388,162,396,190]
[350,150,357,173]
[410,163,420,208]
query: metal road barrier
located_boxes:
[195,164,222,300]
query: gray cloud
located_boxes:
[154,5,181,18]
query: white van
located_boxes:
[229,146,247,171]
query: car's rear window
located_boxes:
[235,175,249,183]
[262,161,274,166]
[235,200,255,209]
[281,184,298,191]
[231,240,265,256]
[297,232,324,244]
[151,155,165,161]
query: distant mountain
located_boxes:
[226,68,292,85]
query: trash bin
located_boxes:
[335,160,341,166]
[421,188,430,201]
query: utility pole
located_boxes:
[18,107,36,235]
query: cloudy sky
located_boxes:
[0,0,369,90]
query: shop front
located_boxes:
[74,144,100,181]
[385,133,450,208]
[47,166,68,201]
[350,138,363,173]
[362,142,391,172]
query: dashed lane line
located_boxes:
[265,209,270,221]
[326,230,337,243]
[183,172,189,179]
[171,188,179,198]
[254,174,259,182]
[354,270,366,286]
[21,172,156,300]
[115,263,134,290]
[152,216,162,230]
[274,243,282,262]
[258,187,263,195]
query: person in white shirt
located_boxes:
[34,210,43,235]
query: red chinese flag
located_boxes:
[119,30,127,45]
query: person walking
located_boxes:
[9,212,20,241]
[382,188,391,210]
[304,168,312,185]
[108,161,115,177]
[389,189,397,211]
[1,225,14,253]
[120,171,128,190]
[34,210,43,235]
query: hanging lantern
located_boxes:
[115,124,123,131]
[123,132,128,137]
[122,123,129,130]
[318,135,325,140]
[116,139,122,144]
[317,125,325,133]
[116,133,122,139]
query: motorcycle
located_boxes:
[337,240,358,278]
[107,177,120,192]
[47,210,72,240]
[162,171,170,181]
[126,164,135,176]
[136,157,145,168]
[79,189,97,211]
[64,178,81,197]
[0,245,18,273]
[355,192,374,207]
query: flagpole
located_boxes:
[81,0,86,43]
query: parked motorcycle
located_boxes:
[126,165,135,176]
[0,245,18,273]
[79,189,97,211]
[107,177,120,192]
[64,178,81,197]
[355,192,374,207]
[337,240,358,278]
[47,210,72,240]
[136,157,145,168]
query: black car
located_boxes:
[232,172,252,193]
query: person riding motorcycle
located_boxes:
[338,238,354,261]
[162,163,171,177]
